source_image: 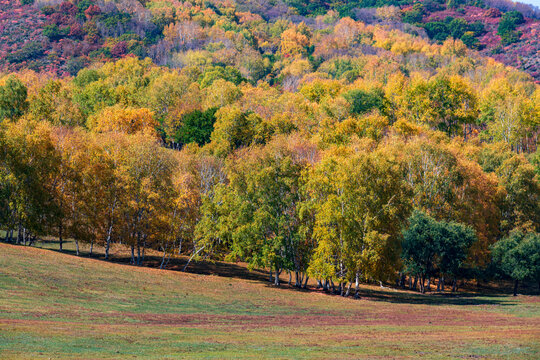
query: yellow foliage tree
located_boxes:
[88,105,158,136]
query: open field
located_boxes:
[1,242,539,359]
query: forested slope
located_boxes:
[0,0,539,296]
[0,0,539,79]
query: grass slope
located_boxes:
[0,243,539,359]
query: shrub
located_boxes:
[43,24,69,41]
[500,30,521,45]
[6,42,44,64]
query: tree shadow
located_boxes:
[32,239,269,282]
[348,287,516,306]
[256,280,523,306]
[117,254,271,283]
[20,239,540,305]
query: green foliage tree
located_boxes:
[175,108,217,146]
[43,24,69,41]
[200,66,245,88]
[496,156,540,233]
[402,4,424,24]
[449,18,469,39]
[498,11,525,36]
[5,42,44,64]
[492,231,540,295]
[343,88,387,116]
[402,211,476,293]
[197,141,308,286]
[424,22,450,41]
[0,77,28,122]
[305,146,411,296]
[497,10,525,45]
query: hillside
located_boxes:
[0,0,539,79]
[1,243,539,359]
[0,2,539,356]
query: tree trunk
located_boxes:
[130,245,135,265]
[413,276,418,291]
[344,282,351,297]
[17,223,22,245]
[141,238,146,264]
[441,276,445,292]
[160,246,167,270]
[322,279,328,292]
[75,239,79,256]
[452,278,457,292]
[513,279,519,296]
[182,245,205,272]
[354,272,360,299]
[274,269,280,286]
[104,224,113,260]
[58,223,63,252]
[164,251,172,268]
[426,277,431,292]
[316,279,322,289]
[303,276,309,289]
[269,270,273,283]
[137,232,141,266]
[89,239,93,256]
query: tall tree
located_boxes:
[402,75,477,136]
[305,144,411,296]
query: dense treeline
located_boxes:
[1,11,539,296]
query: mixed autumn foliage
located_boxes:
[0,0,539,297]
[0,0,539,79]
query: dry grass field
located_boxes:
[1,242,539,359]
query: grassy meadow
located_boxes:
[0,241,539,359]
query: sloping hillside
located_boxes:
[0,243,539,359]
[0,0,539,79]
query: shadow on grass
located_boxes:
[16,239,540,305]
[349,287,516,306]
[34,239,271,283]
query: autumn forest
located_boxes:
[0,0,540,357]
[1,0,540,294]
